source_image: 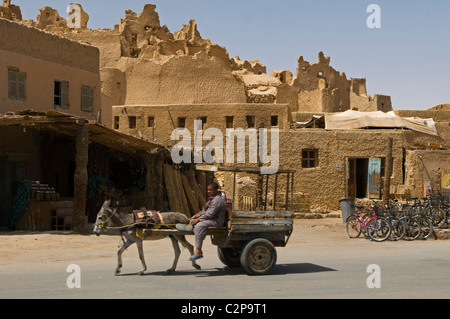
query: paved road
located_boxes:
[1,219,450,300]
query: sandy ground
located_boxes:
[0,218,347,269]
[2,217,448,272]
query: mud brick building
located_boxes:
[1,2,449,223]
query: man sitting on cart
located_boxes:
[189,182,227,261]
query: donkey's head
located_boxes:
[93,199,113,236]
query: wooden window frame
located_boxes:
[81,86,94,112]
[178,117,186,129]
[302,149,319,168]
[271,115,279,127]
[246,115,255,129]
[8,68,26,101]
[147,116,155,128]
[128,116,137,129]
[226,116,234,129]
[54,81,69,109]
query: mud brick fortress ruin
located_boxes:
[1,1,450,229]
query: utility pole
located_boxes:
[257,121,264,210]
[383,137,393,205]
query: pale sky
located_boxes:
[14,0,450,110]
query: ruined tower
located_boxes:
[0,0,22,21]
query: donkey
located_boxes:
[93,200,201,276]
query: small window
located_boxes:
[380,158,386,177]
[226,116,234,129]
[54,81,69,109]
[129,116,137,129]
[178,117,186,128]
[81,86,94,112]
[318,71,324,77]
[114,116,120,130]
[246,116,255,129]
[197,117,207,130]
[131,34,138,45]
[8,68,26,100]
[271,116,279,127]
[302,149,318,168]
[148,116,155,128]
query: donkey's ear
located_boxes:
[103,199,111,207]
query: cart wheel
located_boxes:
[240,239,277,275]
[217,247,241,267]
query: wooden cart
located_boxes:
[145,166,296,275]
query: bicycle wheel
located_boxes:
[417,217,433,240]
[443,209,450,228]
[430,207,445,228]
[403,217,421,241]
[346,215,362,238]
[390,218,406,241]
[361,213,373,238]
[367,218,392,242]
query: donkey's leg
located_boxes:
[116,239,133,275]
[167,235,181,274]
[135,238,147,276]
[177,235,201,270]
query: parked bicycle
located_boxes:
[407,197,433,240]
[346,203,392,242]
[383,201,407,241]
[427,191,450,229]
[419,196,445,228]
[441,198,450,228]
[365,203,392,242]
[346,205,374,239]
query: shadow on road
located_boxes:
[123,262,337,277]
[272,263,337,275]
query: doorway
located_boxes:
[0,159,27,228]
[347,158,368,198]
[346,157,383,199]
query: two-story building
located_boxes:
[0,18,107,122]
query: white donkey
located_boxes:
[94,200,200,276]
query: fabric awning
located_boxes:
[325,110,438,136]
[293,115,324,128]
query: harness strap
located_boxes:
[157,211,164,224]
[99,221,179,230]
[97,210,178,231]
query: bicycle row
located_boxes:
[416,193,450,228]
[346,194,450,242]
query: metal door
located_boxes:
[368,158,382,199]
